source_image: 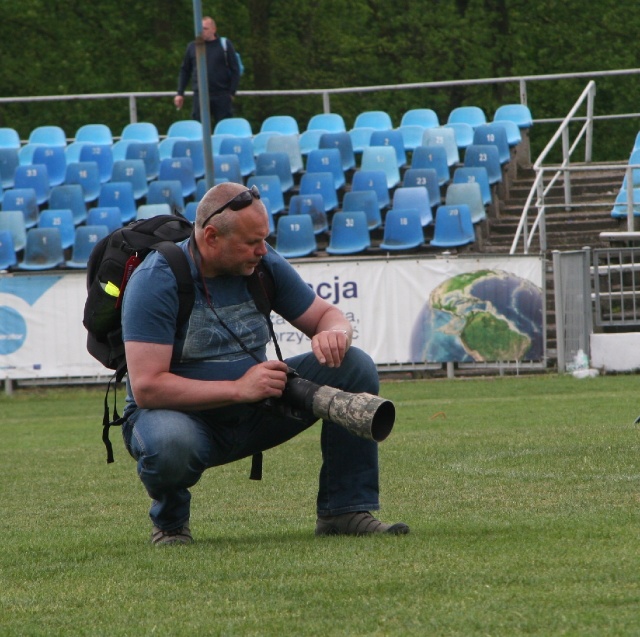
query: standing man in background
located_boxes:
[174,16,240,125]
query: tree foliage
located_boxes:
[1,0,640,159]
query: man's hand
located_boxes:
[236,360,289,402]
[174,95,184,110]
[311,329,350,368]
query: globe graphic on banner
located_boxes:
[410,269,543,363]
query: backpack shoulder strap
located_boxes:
[154,241,195,330]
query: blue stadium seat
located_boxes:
[195,178,208,201]
[445,122,475,150]
[121,122,160,143]
[326,211,371,255]
[447,106,487,129]
[98,181,137,223]
[75,124,114,146]
[411,145,450,186]
[125,141,160,181]
[158,156,196,198]
[18,227,65,270]
[0,210,27,252]
[251,132,281,157]
[172,139,205,178]
[349,128,376,156]
[86,206,123,233]
[341,189,382,230]
[319,132,356,172]
[111,139,132,162]
[2,188,39,229]
[255,152,294,193]
[452,167,492,206]
[305,148,345,190]
[213,117,253,138]
[463,144,503,185]
[422,127,460,167]
[65,225,109,269]
[213,153,243,185]
[0,127,21,150]
[146,180,184,212]
[159,137,181,161]
[0,229,17,270]
[38,208,76,249]
[370,129,407,168]
[353,110,393,130]
[473,124,510,165]
[306,113,347,133]
[400,108,439,129]
[275,214,317,258]
[136,203,172,220]
[28,125,67,147]
[430,204,475,248]
[491,119,522,147]
[493,104,533,129]
[299,130,325,156]
[350,169,390,210]
[266,134,304,174]
[65,161,101,203]
[287,194,328,234]
[64,141,86,165]
[611,187,640,218]
[183,201,198,224]
[398,125,426,152]
[379,209,425,251]
[14,164,50,205]
[79,143,114,183]
[0,147,19,189]
[360,145,400,189]
[403,168,441,209]
[111,159,149,199]
[219,136,256,177]
[261,197,276,236]
[167,120,203,140]
[246,175,285,215]
[48,184,87,226]
[299,171,339,212]
[31,145,67,187]
[391,186,433,227]
[260,115,300,135]
[444,182,487,224]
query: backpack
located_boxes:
[220,36,245,76]
[83,213,275,465]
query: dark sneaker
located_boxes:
[315,511,410,536]
[151,524,193,545]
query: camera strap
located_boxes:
[190,233,284,480]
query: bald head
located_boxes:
[196,182,266,234]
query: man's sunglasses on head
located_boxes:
[201,185,261,227]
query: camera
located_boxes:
[264,368,395,442]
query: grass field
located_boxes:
[1,373,640,636]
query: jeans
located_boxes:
[121,347,380,531]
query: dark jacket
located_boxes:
[177,36,240,97]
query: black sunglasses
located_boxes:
[200,185,261,227]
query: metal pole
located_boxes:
[192,0,215,191]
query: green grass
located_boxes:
[1,374,640,636]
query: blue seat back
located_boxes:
[86,206,123,233]
[219,136,256,177]
[306,148,345,190]
[493,104,533,129]
[400,108,439,129]
[98,181,137,223]
[307,113,347,133]
[48,184,87,225]
[317,132,354,172]
[38,208,75,249]
[348,127,374,154]
[299,130,325,156]
[445,122,475,150]
[213,117,253,137]
[447,106,487,129]
[353,110,393,130]
[255,151,294,192]
[422,127,459,166]
[369,129,407,168]
[167,120,203,140]
[463,144,502,184]
[32,145,67,187]
[444,182,487,224]
[28,125,66,147]
[379,209,424,251]
[452,167,492,206]
[66,225,110,268]
[0,229,17,269]
[111,159,149,199]
[79,143,114,183]
[0,210,27,252]
[19,227,65,270]
[65,161,101,202]
[2,188,39,228]
[121,122,159,143]
[403,168,441,208]
[392,186,433,227]
[430,204,475,248]
[260,115,299,135]
[146,180,184,212]
[136,203,173,220]
[411,145,450,185]
[350,169,389,209]
[0,127,21,150]
[341,189,382,230]
[473,124,510,165]
[326,211,371,255]
[299,171,338,211]
[158,157,196,197]
[213,153,243,184]
[398,125,426,152]
[14,164,50,205]
[75,124,114,146]
[266,134,303,174]
[125,141,160,180]
[275,214,317,258]
[0,147,19,188]
[172,139,205,178]
[287,194,328,234]
[360,145,400,189]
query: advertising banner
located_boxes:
[0,255,544,380]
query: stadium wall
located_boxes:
[0,254,545,381]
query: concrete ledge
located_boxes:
[591,332,640,371]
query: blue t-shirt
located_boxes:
[121,240,315,409]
